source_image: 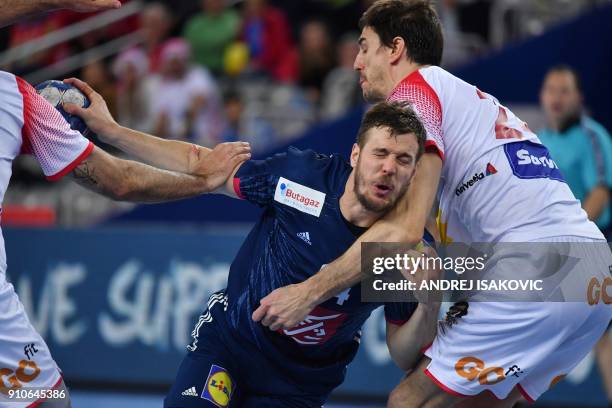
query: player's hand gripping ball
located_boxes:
[35,80,92,136]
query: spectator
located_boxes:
[220,90,275,153]
[298,20,336,105]
[183,0,240,76]
[140,2,174,73]
[240,0,298,82]
[112,48,154,133]
[538,65,612,233]
[320,32,362,120]
[149,38,225,146]
[81,59,117,119]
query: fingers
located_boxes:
[63,102,86,117]
[63,77,97,99]
[215,142,251,166]
[105,0,122,9]
[251,303,269,323]
[269,321,284,331]
[93,0,122,9]
[261,312,277,328]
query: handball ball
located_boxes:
[35,80,91,136]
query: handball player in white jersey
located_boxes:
[0,3,250,406]
[253,1,612,406]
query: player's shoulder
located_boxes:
[283,146,347,174]
[0,71,25,116]
[0,71,21,98]
[263,147,350,190]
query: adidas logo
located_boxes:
[182,386,198,397]
[297,232,312,245]
[455,163,497,197]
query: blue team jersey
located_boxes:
[209,147,417,373]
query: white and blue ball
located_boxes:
[35,80,91,136]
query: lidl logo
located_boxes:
[201,365,234,407]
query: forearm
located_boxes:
[583,186,609,222]
[0,0,54,27]
[388,303,440,371]
[71,146,211,203]
[102,124,208,173]
[306,220,422,305]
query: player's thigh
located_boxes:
[516,303,611,402]
[0,288,65,407]
[423,301,589,400]
[164,350,240,408]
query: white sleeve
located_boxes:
[388,72,444,160]
[16,76,93,180]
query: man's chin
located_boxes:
[362,196,393,213]
[362,89,385,103]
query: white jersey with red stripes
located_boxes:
[0,70,93,405]
[388,66,602,242]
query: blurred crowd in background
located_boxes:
[0,0,609,227]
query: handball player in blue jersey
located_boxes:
[62,80,438,407]
[161,102,437,408]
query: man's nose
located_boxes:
[381,157,397,175]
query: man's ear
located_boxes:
[389,36,407,65]
[350,143,360,168]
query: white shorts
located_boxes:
[0,280,63,408]
[423,237,612,402]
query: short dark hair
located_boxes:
[359,0,443,66]
[356,101,426,160]
[544,64,583,93]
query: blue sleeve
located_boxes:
[384,302,418,326]
[233,147,325,207]
[581,123,612,192]
[233,152,288,207]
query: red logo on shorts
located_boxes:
[278,306,347,346]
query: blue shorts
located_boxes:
[164,307,339,408]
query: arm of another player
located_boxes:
[0,0,121,28]
[253,152,443,330]
[63,77,250,194]
[386,302,440,372]
[69,144,247,203]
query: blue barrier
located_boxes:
[4,227,608,405]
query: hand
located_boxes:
[400,243,443,305]
[63,77,119,141]
[252,283,316,331]
[188,142,251,191]
[53,0,122,12]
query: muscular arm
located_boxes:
[62,77,250,192]
[583,185,610,222]
[70,145,220,203]
[253,152,443,330]
[386,303,440,371]
[98,123,209,174]
[0,0,120,28]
